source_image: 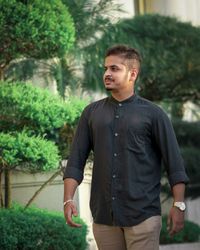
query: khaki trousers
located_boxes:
[93,216,162,250]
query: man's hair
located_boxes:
[105,44,142,71]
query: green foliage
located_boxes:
[160,216,200,244]
[0,81,87,159]
[83,14,200,103]
[172,120,200,198]
[0,81,87,133]
[160,120,200,199]
[180,147,200,198]
[0,131,60,171]
[0,0,75,70]
[5,59,39,82]
[0,81,87,207]
[4,0,122,97]
[0,205,87,250]
[62,0,121,46]
[173,120,200,148]
[47,0,122,97]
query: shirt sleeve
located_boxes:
[152,108,189,187]
[63,106,92,184]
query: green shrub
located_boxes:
[0,81,87,159]
[0,131,60,171]
[172,120,200,147]
[181,147,200,198]
[0,82,87,133]
[0,206,87,250]
[160,216,200,244]
[0,0,75,66]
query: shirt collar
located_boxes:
[109,94,138,105]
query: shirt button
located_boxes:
[114,133,118,137]
[115,115,119,119]
[112,174,116,178]
[114,153,117,157]
[112,197,116,200]
[118,103,122,107]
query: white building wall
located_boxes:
[115,0,135,17]
[151,0,200,26]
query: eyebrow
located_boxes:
[104,64,124,68]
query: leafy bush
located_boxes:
[0,82,87,133]
[173,120,200,147]
[0,81,87,158]
[181,147,200,198]
[0,0,75,68]
[161,146,200,198]
[0,131,60,172]
[0,81,87,207]
[160,216,200,244]
[0,205,88,250]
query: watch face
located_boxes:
[180,203,186,211]
[174,202,186,211]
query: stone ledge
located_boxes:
[160,242,200,250]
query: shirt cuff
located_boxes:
[168,170,189,187]
[63,166,84,184]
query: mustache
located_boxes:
[104,76,113,81]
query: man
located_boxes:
[63,45,189,250]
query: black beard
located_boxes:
[105,87,113,91]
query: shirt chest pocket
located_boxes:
[128,128,146,144]
[126,126,149,150]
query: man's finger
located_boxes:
[71,205,78,217]
[66,217,82,227]
[66,206,82,227]
[66,219,82,227]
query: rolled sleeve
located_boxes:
[168,170,189,187]
[63,166,84,184]
[152,108,189,187]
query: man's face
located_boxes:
[103,55,133,92]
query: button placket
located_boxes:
[111,104,121,205]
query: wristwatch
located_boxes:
[173,201,186,211]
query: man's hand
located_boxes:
[167,206,184,236]
[64,201,82,227]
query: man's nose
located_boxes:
[104,69,112,77]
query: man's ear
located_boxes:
[130,68,139,82]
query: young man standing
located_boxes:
[63,45,189,250]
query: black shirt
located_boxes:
[63,94,189,226]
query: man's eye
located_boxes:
[111,67,118,71]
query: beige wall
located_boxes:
[1,169,90,216]
[148,0,200,26]
[117,0,200,26]
[115,0,135,17]
[2,170,66,211]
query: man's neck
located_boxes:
[111,90,134,102]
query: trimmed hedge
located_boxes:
[181,147,200,198]
[172,119,200,198]
[0,131,60,171]
[0,0,75,64]
[160,216,200,244]
[173,120,200,147]
[0,206,199,248]
[0,206,87,250]
[0,82,87,132]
